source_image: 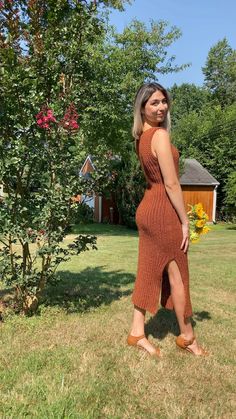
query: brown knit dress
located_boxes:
[132,127,193,319]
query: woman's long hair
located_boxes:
[132,83,171,149]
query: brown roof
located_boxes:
[180,159,220,186]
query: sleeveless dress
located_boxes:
[132,127,193,319]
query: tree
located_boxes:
[202,38,236,107]
[0,0,132,314]
[168,41,236,220]
[169,83,210,128]
[114,147,146,228]
[80,19,189,155]
[223,172,236,220]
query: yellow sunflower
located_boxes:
[190,231,200,243]
[202,226,211,234]
[195,219,205,228]
[195,203,203,212]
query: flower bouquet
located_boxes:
[187,203,211,243]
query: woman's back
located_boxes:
[137,127,179,187]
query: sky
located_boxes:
[109,0,236,88]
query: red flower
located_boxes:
[36,106,57,129]
[60,103,79,131]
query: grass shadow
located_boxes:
[145,308,212,340]
[145,308,179,340]
[193,311,211,322]
[43,266,134,313]
[0,287,14,299]
[0,287,15,309]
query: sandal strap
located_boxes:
[176,334,195,349]
[176,335,209,356]
[127,334,145,346]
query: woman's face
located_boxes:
[143,90,168,126]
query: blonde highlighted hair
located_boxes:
[132,82,171,144]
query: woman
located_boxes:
[127,82,208,356]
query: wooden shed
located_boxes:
[180,158,220,223]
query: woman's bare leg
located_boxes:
[166,260,203,354]
[130,305,159,354]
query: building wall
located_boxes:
[102,195,120,224]
[94,195,100,222]
[94,194,120,224]
[181,186,214,222]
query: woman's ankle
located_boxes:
[181,332,195,341]
[130,329,145,337]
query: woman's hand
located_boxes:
[180,223,189,253]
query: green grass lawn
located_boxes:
[0,222,236,418]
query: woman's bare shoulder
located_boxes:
[152,128,171,147]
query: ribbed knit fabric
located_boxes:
[132,127,193,318]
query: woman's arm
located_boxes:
[152,129,189,227]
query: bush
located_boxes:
[73,201,94,224]
[223,171,236,220]
[115,149,146,229]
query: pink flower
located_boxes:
[46,109,56,122]
[70,120,79,129]
[36,106,57,129]
[60,103,79,131]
